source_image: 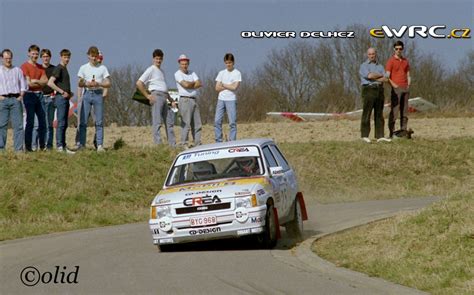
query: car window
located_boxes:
[262,146,278,168]
[166,145,264,186]
[269,145,290,171]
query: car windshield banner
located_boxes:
[175,146,260,166]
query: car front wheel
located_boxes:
[256,204,278,249]
[285,197,304,240]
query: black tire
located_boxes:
[256,204,278,249]
[285,197,304,239]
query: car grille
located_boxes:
[175,202,231,214]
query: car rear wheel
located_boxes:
[285,197,303,239]
[256,204,278,249]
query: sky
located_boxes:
[1,0,472,87]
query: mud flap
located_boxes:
[273,207,281,239]
[297,192,308,221]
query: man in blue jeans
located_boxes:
[47,49,75,154]
[214,53,241,142]
[77,46,111,152]
[40,48,56,150]
[0,49,27,152]
[21,44,48,151]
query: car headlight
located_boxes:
[150,206,157,219]
[236,194,257,208]
[156,205,171,219]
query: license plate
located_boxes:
[190,215,217,227]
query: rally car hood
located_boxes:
[152,177,269,206]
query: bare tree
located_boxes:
[237,71,274,122]
[195,69,219,125]
[439,50,474,111]
[256,41,319,112]
[409,54,445,104]
[252,24,424,114]
[100,28,472,126]
[105,65,151,126]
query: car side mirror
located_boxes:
[269,166,284,176]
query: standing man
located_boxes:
[75,50,105,150]
[214,53,241,142]
[386,41,411,138]
[359,47,389,143]
[47,49,75,153]
[136,49,176,147]
[21,44,48,152]
[41,49,56,150]
[174,54,202,147]
[77,46,111,152]
[0,49,27,152]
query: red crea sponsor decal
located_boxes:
[183,195,222,206]
[228,147,250,153]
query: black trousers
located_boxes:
[389,87,409,137]
[360,86,385,139]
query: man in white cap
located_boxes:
[174,54,202,147]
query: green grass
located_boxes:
[0,146,177,241]
[281,137,473,203]
[313,193,474,294]
[0,137,472,241]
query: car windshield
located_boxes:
[166,146,264,186]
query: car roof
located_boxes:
[179,138,274,156]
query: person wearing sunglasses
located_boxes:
[385,41,411,138]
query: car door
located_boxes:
[269,145,297,218]
[262,145,286,215]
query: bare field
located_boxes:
[4,117,473,149]
[91,117,474,148]
[12,117,474,149]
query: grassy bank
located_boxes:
[313,193,474,294]
[283,137,473,203]
[0,147,177,241]
[1,137,472,240]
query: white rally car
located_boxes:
[149,138,308,251]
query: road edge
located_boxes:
[294,213,429,294]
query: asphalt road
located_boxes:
[0,197,438,295]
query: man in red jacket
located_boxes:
[385,41,411,138]
[21,44,48,151]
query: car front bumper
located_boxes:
[149,205,267,245]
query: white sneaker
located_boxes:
[377,138,392,143]
[97,145,105,152]
[65,148,76,154]
[361,137,371,143]
[57,146,76,154]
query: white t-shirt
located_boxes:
[77,63,110,84]
[139,65,168,92]
[215,68,242,101]
[174,70,199,97]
